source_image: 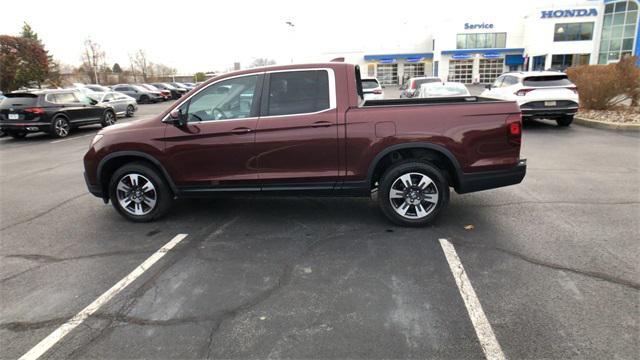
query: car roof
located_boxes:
[502,71,566,78]
[410,76,440,81]
[420,81,466,87]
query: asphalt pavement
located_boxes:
[0,99,638,359]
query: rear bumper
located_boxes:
[0,122,51,132]
[521,107,578,117]
[456,159,527,194]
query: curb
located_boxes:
[574,116,640,132]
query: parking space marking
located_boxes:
[18,233,189,360]
[50,134,94,144]
[439,238,506,360]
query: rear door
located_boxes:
[163,74,263,188]
[255,69,339,189]
[49,92,90,123]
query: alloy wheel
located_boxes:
[104,112,115,125]
[126,106,134,117]
[116,173,157,216]
[389,172,439,219]
[54,118,70,137]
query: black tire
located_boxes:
[8,131,27,139]
[101,110,116,127]
[108,162,173,222]
[378,161,450,227]
[557,115,573,127]
[51,116,71,138]
[139,95,149,104]
[125,105,135,117]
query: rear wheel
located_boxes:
[8,131,27,139]
[108,163,173,222]
[378,161,449,227]
[125,105,135,117]
[557,115,573,127]
[101,110,116,127]
[51,117,71,138]
[140,95,149,104]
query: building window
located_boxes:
[456,33,507,49]
[550,54,590,70]
[554,22,594,41]
[599,1,638,63]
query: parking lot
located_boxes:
[1,99,639,359]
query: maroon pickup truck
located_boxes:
[83,62,526,226]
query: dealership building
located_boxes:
[338,0,639,85]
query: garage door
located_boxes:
[448,60,473,84]
[479,58,504,84]
[403,63,425,79]
[376,64,398,85]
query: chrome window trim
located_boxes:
[162,67,337,123]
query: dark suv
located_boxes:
[0,90,116,139]
[150,83,187,99]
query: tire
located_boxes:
[101,110,116,127]
[51,117,71,138]
[108,162,173,222]
[8,131,27,139]
[378,161,450,227]
[140,95,149,104]
[125,105,135,117]
[556,115,573,127]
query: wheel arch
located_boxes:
[367,142,463,190]
[97,151,178,198]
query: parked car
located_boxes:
[87,91,137,118]
[400,76,442,98]
[83,63,525,226]
[361,78,384,100]
[140,84,171,101]
[481,71,579,127]
[418,82,471,98]
[112,84,162,104]
[0,90,116,139]
[0,91,5,101]
[170,82,195,91]
[150,83,187,99]
[84,84,111,92]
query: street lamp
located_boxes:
[285,21,295,63]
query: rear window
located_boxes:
[267,70,330,116]
[0,94,38,107]
[523,75,572,87]
[362,79,380,89]
[414,78,441,88]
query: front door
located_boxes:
[163,74,263,189]
[254,69,339,189]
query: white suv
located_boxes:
[361,78,384,101]
[481,71,579,127]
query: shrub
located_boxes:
[566,56,640,110]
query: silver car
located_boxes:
[87,91,137,118]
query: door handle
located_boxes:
[312,121,332,128]
[231,127,252,134]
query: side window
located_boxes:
[266,70,330,116]
[492,76,504,88]
[503,76,519,87]
[186,75,258,122]
[105,94,116,101]
[55,92,77,103]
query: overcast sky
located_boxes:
[1,0,591,73]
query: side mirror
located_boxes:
[167,109,187,127]
[485,84,492,90]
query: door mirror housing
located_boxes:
[166,108,187,127]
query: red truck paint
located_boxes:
[84,62,526,224]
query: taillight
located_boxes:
[373,89,382,94]
[567,86,578,94]
[410,81,416,90]
[24,107,45,115]
[515,89,535,96]
[506,113,522,146]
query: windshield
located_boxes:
[86,93,104,101]
[362,80,380,90]
[132,85,148,92]
[523,75,572,87]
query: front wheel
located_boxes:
[108,163,173,222]
[125,105,135,117]
[557,115,573,127]
[378,161,449,227]
[51,117,71,138]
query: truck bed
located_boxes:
[361,96,507,107]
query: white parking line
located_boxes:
[439,238,506,360]
[18,233,189,360]
[50,134,94,144]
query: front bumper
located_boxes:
[84,171,105,199]
[456,159,527,194]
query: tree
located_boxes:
[112,63,122,73]
[194,72,206,82]
[250,58,276,68]
[132,49,151,81]
[81,38,105,84]
[21,22,39,40]
[0,35,49,91]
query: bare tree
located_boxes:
[133,49,151,82]
[250,58,276,68]
[81,39,105,84]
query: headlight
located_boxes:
[90,134,103,147]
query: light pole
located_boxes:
[285,21,295,63]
